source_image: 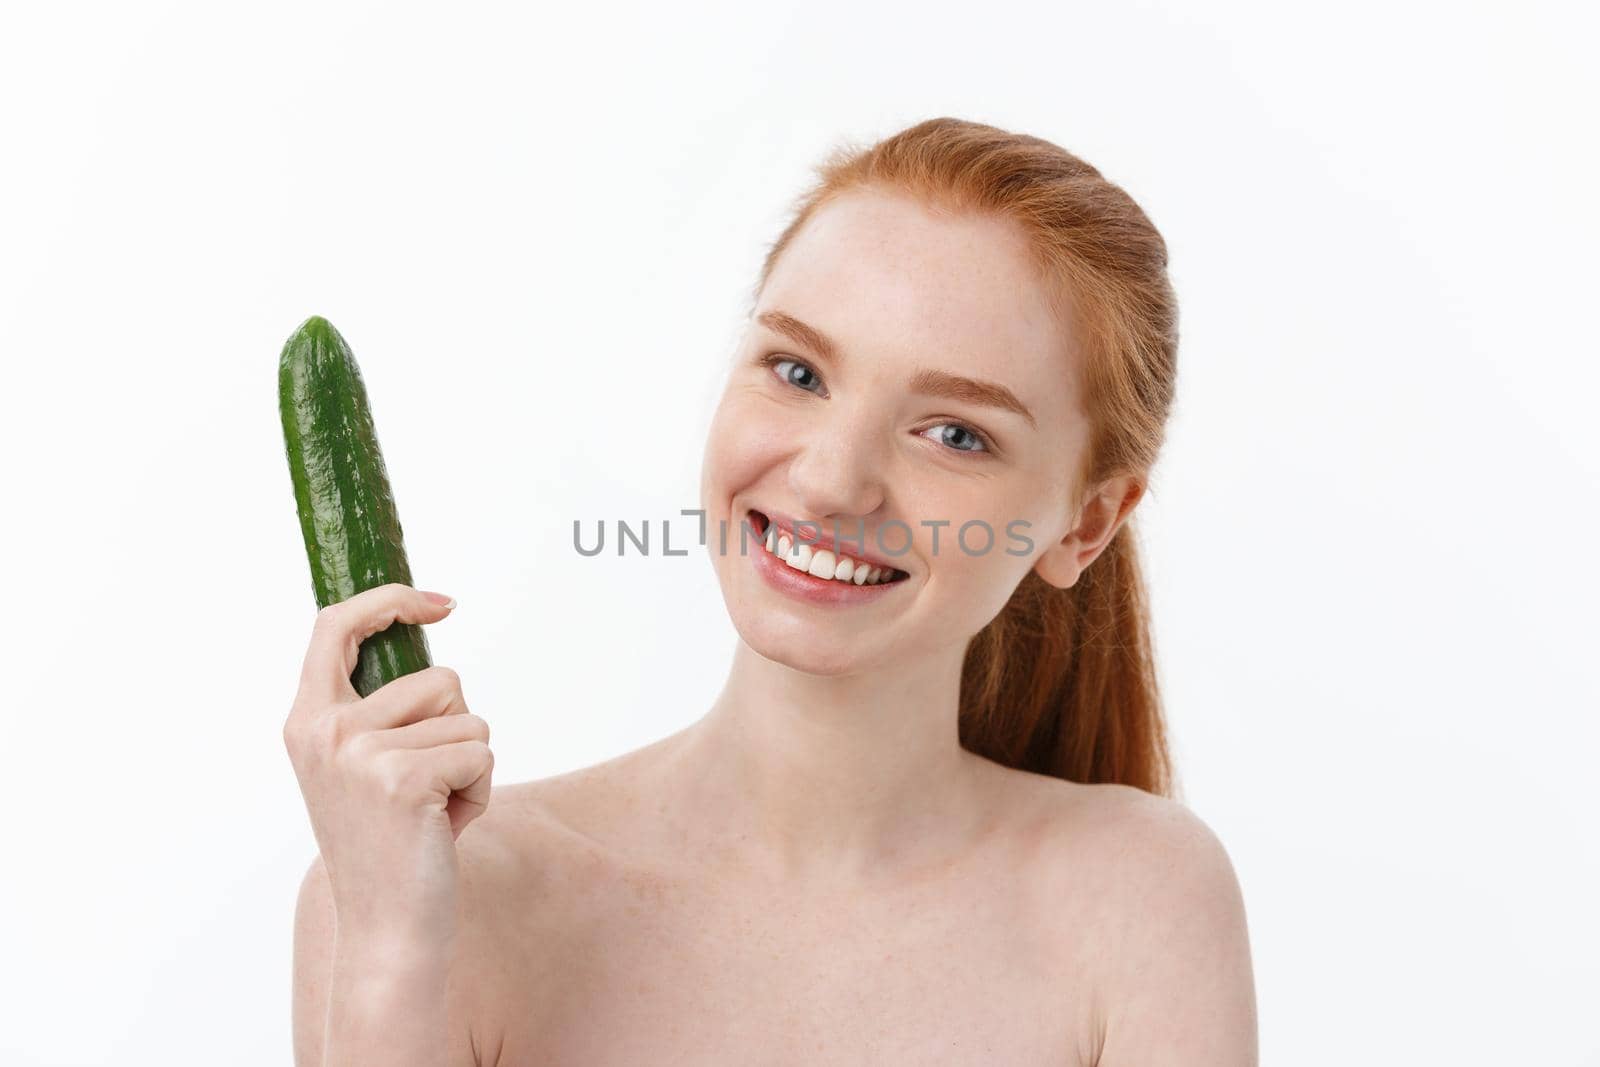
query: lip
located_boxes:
[743,509,910,607]
[746,508,911,577]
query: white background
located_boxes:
[2,1,1596,1063]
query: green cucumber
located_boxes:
[278,315,432,697]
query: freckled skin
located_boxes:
[450,763,1168,1066]
[699,190,1098,677]
[424,190,1253,1066]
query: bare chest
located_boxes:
[475,856,1098,1066]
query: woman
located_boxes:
[286,117,1257,1065]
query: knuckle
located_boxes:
[466,715,490,743]
[308,709,353,756]
[341,728,377,763]
[315,709,343,744]
[372,752,413,802]
[424,665,462,698]
[281,714,303,753]
[283,706,327,752]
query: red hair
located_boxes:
[751,118,1180,796]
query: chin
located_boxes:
[734,616,878,677]
[707,538,903,678]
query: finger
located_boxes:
[436,741,494,838]
[298,583,455,704]
[428,740,492,799]
[349,664,466,733]
[375,711,489,751]
[392,739,493,811]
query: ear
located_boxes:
[1032,475,1145,590]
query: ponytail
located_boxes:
[958,523,1173,796]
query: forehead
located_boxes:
[757,188,1079,414]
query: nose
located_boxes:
[786,400,888,521]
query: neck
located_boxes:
[661,636,992,885]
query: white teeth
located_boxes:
[757,521,899,587]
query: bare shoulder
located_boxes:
[978,768,1239,903]
[1037,781,1244,904]
[1014,777,1258,1066]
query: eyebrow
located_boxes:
[755,309,1037,428]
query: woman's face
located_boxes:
[700,188,1115,675]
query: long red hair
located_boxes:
[751,117,1180,797]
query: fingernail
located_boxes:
[421,590,457,609]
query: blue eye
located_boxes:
[766,356,826,395]
[757,352,994,457]
[922,423,990,454]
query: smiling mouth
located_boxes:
[746,509,910,586]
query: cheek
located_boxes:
[927,522,1036,634]
[918,491,1046,610]
[701,393,788,502]
[931,515,1026,579]
[909,486,1026,557]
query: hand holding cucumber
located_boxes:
[278,316,491,958]
[282,583,492,954]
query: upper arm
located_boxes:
[289,857,483,1067]
[291,854,336,1067]
[1091,793,1258,1067]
